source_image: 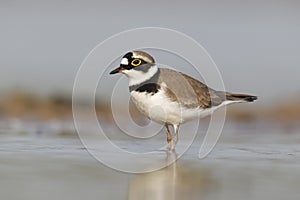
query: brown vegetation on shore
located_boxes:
[0,92,73,120]
[0,91,299,123]
[227,99,300,123]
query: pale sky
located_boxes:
[1,0,300,104]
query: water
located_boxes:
[0,120,300,200]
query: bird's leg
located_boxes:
[165,124,173,150]
[172,124,180,150]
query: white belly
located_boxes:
[130,90,203,125]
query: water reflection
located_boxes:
[128,151,216,200]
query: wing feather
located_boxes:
[158,68,225,109]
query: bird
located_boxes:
[110,51,257,150]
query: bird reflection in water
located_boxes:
[128,151,216,200]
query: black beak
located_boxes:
[109,66,123,75]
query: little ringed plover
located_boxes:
[110,51,257,150]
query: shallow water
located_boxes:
[0,120,300,200]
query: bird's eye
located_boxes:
[131,59,142,66]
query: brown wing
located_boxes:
[180,73,226,108]
[158,68,225,109]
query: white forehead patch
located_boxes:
[121,58,129,65]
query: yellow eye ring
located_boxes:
[131,59,142,66]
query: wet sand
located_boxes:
[0,121,300,200]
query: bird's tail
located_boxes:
[226,93,258,102]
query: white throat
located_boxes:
[123,65,158,86]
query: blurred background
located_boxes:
[0,1,300,200]
[1,0,300,122]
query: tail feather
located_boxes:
[226,93,258,102]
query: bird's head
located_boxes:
[110,51,158,86]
